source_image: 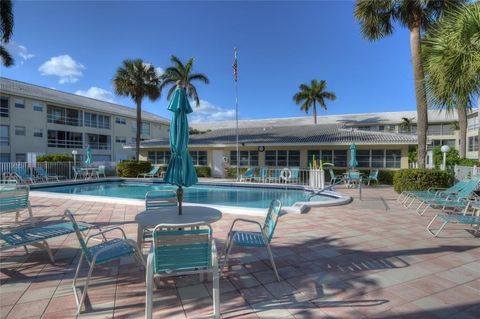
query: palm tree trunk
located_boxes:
[135,98,142,160]
[410,25,428,169]
[457,103,467,158]
[477,97,480,160]
[313,101,317,124]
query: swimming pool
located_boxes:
[35,181,331,209]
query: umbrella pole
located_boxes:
[177,186,183,215]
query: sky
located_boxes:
[2,0,416,122]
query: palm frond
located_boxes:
[0,45,14,67]
[0,0,13,42]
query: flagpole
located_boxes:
[234,48,240,181]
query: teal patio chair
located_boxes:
[328,168,343,185]
[13,167,36,184]
[137,165,161,178]
[35,167,60,182]
[397,179,468,207]
[73,167,87,180]
[221,200,282,281]
[366,170,379,186]
[346,171,362,188]
[141,190,178,243]
[0,185,33,222]
[65,210,145,315]
[285,167,300,184]
[253,167,268,182]
[239,167,256,182]
[266,168,282,183]
[146,223,219,319]
[96,165,106,178]
[427,201,480,237]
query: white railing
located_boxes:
[238,168,325,188]
[454,165,479,180]
[0,161,118,181]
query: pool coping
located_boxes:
[29,178,353,215]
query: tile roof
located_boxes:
[0,77,169,124]
[136,124,417,148]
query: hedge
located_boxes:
[393,169,454,193]
[225,167,248,178]
[116,161,152,177]
[37,154,73,162]
[195,166,211,177]
[324,169,395,185]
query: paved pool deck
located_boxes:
[0,185,479,319]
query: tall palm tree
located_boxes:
[293,80,336,124]
[159,55,209,106]
[422,2,480,158]
[354,0,463,168]
[113,59,160,160]
[0,0,14,67]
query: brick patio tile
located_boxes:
[43,294,77,314]
[464,279,480,291]
[251,270,279,285]
[404,274,458,295]
[219,291,256,318]
[229,273,261,290]
[239,285,274,304]
[17,286,57,304]
[0,291,24,307]
[264,281,298,299]
[7,299,50,319]
[412,295,462,319]
[277,266,304,280]
[249,300,294,319]
[182,296,214,318]
[177,284,210,303]
[0,304,14,319]
[204,278,236,295]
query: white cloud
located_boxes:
[155,67,164,76]
[6,42,35,63]
[38,55,85,84]
[75,87,115,103]
[189,100,236,123]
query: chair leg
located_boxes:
[43,241,55,263]
[265,243,280,282]
[72,253,85,309]
[145,254,154,319]
[221,240,234,272]
[212,268,220,319]
[427,214,448,237]
[76,260,96,315]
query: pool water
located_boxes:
[36,182,321,208]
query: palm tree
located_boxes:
[113,59,160,160]
[159,55,209,106]
[354,0,463,168]
[399,117,414,134]
[422,2,480,158]
[0,0,14,67]
[293,80,336,124]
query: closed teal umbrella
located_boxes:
[349,143,358,169]
[84,145,93,166]
[163,85,198,214]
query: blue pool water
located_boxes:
[36,182,323,208]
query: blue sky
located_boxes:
[3,1,415,122]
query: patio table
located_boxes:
[81,167,98,179]
[343,172,365,188]
[134,205,222,245]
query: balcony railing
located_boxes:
[47,114,83,127]
[47,139,83,148]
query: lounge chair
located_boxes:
[366,169,379,186]
[65,210,144,315]
[140,190,178,243]
[239,167,256,182]
[146,223,219,319]
[35,167,60,182]
[221,199,282,281]
[137,165,160,178]
[253,167,268,182]
[328,168,343,185]
[0,185,33,222]
[398,179,468,207]
[13,167,37,184]
[266,168,281,183]
[427,201,480,237]
[284,167,300,184]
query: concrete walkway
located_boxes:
[0,186,479,318]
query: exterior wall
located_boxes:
[0,93,169,162]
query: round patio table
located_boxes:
[135,205,222,244]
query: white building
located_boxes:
[0,77,170,162]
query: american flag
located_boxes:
[232,48,238,82]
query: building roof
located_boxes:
[0,77,169,124]
[134,124,417,149]
[190,109,468,131]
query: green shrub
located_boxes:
[225,167,248,178]
[393,169,454,193]
[116,160,152,177]
[195,166,211,177]
[37,154,73,162]
[432,146,460,168]
[458,158,480,167]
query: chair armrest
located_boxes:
[89,239,134,262]
[211,239,218,268]
[228,218,264,235]
[85,226,127,245]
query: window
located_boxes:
[0,96,8,117]
[427,124,442,135]
[0,153,10,162]
[265,150,300,167]
[334,150,347,167]
[190,151,207,166]
[321,150,333,163]
[93,154,111,162]
[148,151,171,164]
[468,136,479,152]
[468,117,478,131]
[33,102,43,112]
[47,130,83,148]
[132,122,151,135]
[15,153,26,162]
[441,124,455,135]
[15,126,26,136]
[386,150,401,168]
[14,99,25,108]
[115,136,126,144]
[230,151,258,166]
[357,150,370,168]
[86,134,111,150]
[0,125,9,146]
[85,112,110,129]
[33,128,43,138]
[307,150,346,167]
[47,105,82,126]
[371,150,385,168]
[115,117,127,125]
